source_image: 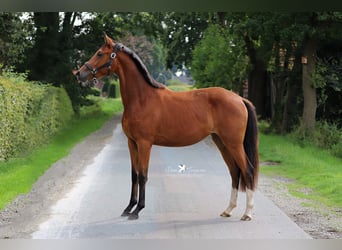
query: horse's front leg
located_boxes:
[121,139,139,217]
[128,141,152,220]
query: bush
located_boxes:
[313,121,341,149]
[290,120,342,158]
[101,80,118,98]
[331,140,342,158]
[0,72,74,160]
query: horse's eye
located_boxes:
[97,52,103,57]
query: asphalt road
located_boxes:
[32,123,311,239]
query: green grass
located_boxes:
[167,84,194,92]
[166,78,194,92]
[0,97,123,210]
[259,131,342,209]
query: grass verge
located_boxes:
[259,130,342,209]
[0,97,123,210]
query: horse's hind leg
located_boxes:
[229,145,255,221]
[241,188,254,221]
[211,134,240,218]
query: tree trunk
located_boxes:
[282,79,300,132]
[281,51,303,132]
[244,35,270,119]
[248,61,270,119]
[271,76,286,133]
[28,12,60,82]
[302,37,318,133]
[270,41,286,132]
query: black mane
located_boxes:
[119,44,164,89]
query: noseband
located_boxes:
[84,43,123,85]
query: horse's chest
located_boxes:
[122,114,151,140]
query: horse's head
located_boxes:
[73,33,123,86]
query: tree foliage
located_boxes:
[191,24,248,91]
[171,12,341,131]
[1,11,341,132]
[0,13,33,71]
[161,12,214,69]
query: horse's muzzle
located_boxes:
[72,69,90,83]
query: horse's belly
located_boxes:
[153,129,210,147]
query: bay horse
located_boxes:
[73,34,259,221]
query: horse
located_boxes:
[73,33,259,221]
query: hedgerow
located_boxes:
[0,71,74,160]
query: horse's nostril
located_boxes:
[72,69,80,77]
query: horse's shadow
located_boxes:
[63,215,242,238]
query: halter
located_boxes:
[84,43,122,85]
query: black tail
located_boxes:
[242,99,259,191]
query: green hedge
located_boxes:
[0,73,74,160]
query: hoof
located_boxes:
[121,211,131,217]
[220,211,232,218]
[128,214,139,220]
[240,214,252,221]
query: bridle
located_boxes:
[83,43,123,85]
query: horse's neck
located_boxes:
[117,55,152,109]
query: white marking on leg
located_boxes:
[241,188,254,221]
[221,188,238,217]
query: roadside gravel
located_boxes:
[258,173,342,239]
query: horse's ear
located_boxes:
[103,32,113,46]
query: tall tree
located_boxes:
[315,41,342,126]
[24,12,84,111]
[191,24,248,92]
[291,12,342,132]
[26,12,78,84]
[0,12,33,73]
[26,12,60,83]
[160,12,276,118]
[232,13,277,119]
[161,12,214,69]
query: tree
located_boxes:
[4,11,341,130]
[26,12,60,83]
[286,12,342,133]
[150,39,169,82]
[228,12,342,132]
[230,13,279,119]
[23,12,85,112]
[161,12,214,69]
[191,24,248,92]
[0,12,33,73]
[315,42,342,126]
[161,12,278,118]
[302,35,319,132]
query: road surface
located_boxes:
[31,121,311,239]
